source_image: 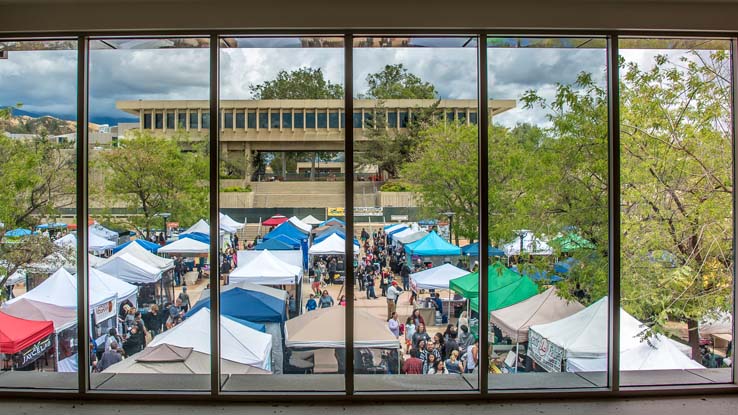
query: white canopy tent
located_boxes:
[181,219,210,235]
[219,212,245,234]
[54,232,116,253]
[288,216,311,233]
[503,230,553,256]
[88,267,139,308]
[528,296,702,373]
[490,287,584,343]
[308,233,360,256]
[89,223,119,242]
[149,308,273,371]
[5,268,116,319]
[238,249,303,271]
[158,237,210,255]
[229,249,303,286]
[410,263,470,290]
[94,252,163,284]
[88,253,106,268]
[102,241,174,272]
[300,215,322,226]
[394,230,428,245]
[285,307,400,349]
[385,223,409,234]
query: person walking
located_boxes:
[386,280,402,320]
[400,262,411,291]
[366,271,377,299]
[318,290,335,308]
[388,311,400,337]
[97,341,122,372]
[178,286,191,313]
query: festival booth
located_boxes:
[502,230,554,257]
[159,237,210,255]
[187,286,287,373]
[410,263,470,291]
[19,251,76,291]
[4,268,119,371]
[220,212,245,235]
[313,227,346,244]
[319,218,345,227]
[450,262,539,312]
[254,238,297,251]
[0,311,54,371]
[112,239,161,254]
[263,221,309,269]
[229,249,303,286]
[53,232,115,255]
[404,231,461,267]
[239,249,303,271]
[142,309,273,371]
[308,233,360,256]
[181,219,211,236]
[103,343,270,375]
[489,287,584,372]
[263,214,289,227]
[288,216,312,234]
[89,223,119,241]
[394,230,428,247]
[528,296,704,373]
[301,215,322,226]
[461,242,505,258]
[94,251,171,307]
[285,308,401,374]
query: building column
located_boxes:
[198,108,202,132]
[186,109,190,130]
[174,109,179,131]
[139,109,144,130]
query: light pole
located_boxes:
[440,211,455,244]
[158,212,171,241]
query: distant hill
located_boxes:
[1,106,137,132]
[1,113,101,135]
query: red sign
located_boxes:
[167,222,179,229]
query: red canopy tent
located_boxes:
[263,214,288,227]
[68,218,96,231]
[0,311,54,354]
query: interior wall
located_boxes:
[2,0,738,34]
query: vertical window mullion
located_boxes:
[209,34,221,398]
[76,35,90,395]
[344,34,355,397]
[730,38,738,387]
[477,34,490,396]
[607,34,621,393]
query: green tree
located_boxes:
[95,130,208,237]
[356,64,439,178]
[249,67,344,180]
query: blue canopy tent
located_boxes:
[254,238,296,251]
[418,219,438,226]
[319,218,345,227]
[387,225,410,239]
[264,222,309,269]
[5,228,32,237]
[187,288,287,323]
[314,227,345,244]
[112,239,161,254]
[180,232,210,244]
[461,242,505,257]
[270,234,301,248]
[404,231,461,261]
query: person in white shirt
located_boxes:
[386,280,402,320]
[388,312,400,337]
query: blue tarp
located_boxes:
[186,288,287,323]
[5,228,32,237]
[314,228,345,244]
[554,257,577,274]
[461,242,505,257]
[254,238,296,251]
[180,232,210,244]
[112,239,161,254]
[404,231,461,257]
[319,218,345,227]
[222,314,266,333]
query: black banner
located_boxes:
[14,335,52,368]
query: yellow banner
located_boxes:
[327,207,345,217]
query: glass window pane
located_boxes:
[306,110,316,129]
[144,113,152,129]
[155,112,163,129]
[219,36,345,392]
[178,112,187,129]
[88,37,210,392]
[224,111,233,129]
[353,36,477,392]
[364,110,374,128]
[247,110,256,129]
[294,111,304,129]
[487,37,608,390]
[446,111,455,122]
[258,111,268,129]
[0,39,78,391]
[469,112,477,125]
[236,111,245,129]
[618,37,733,387]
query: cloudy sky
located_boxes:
[0,39,701,128]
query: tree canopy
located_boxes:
[249,67,344,100]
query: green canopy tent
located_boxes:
[450,262,539,312]
[551,233,595,253]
